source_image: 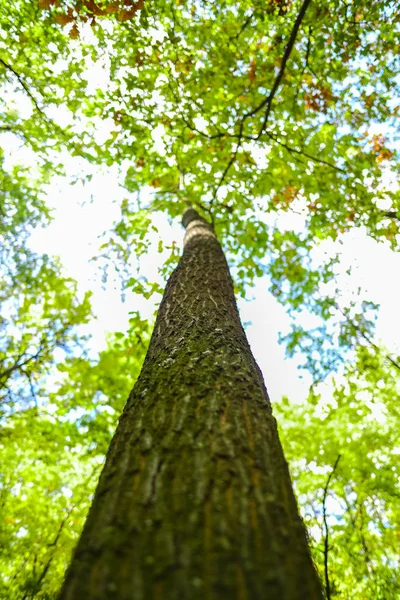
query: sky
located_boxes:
[26,158,400,407]
[5,18,400,410]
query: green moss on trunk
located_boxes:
[59,209,322,600]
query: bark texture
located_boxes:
[59,209,322,600]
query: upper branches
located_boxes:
[244,0,313,137]
[0,58,44,114]
[212,0,314,197]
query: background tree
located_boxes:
[0,152,92,413]
[277,345,400,599]
[0,314,150,600]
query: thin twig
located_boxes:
[292,26,313,112]
[384,210,400,221]
[212,0,312,198]
[213,145,240,203]
[0,352,40,385]
[359,328,400,372]
[265,130,345,172]
[336,305,400,372]
[230,13,254,41]
[322,454,341,600]
[0,58,43,114]
[246,0,313,135]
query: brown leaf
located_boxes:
[105,2,120,13]
[39,0,59,7]
[118,0,144,18]
[372,134,394,163]
[82,0,106,15]
[69,24,80,39]
[54,13,74,25]
[249,60,256,83]
[135,52,145,66]
[364,94,375,109]
[118,8,135,20]
[113,110,124,124]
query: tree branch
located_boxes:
[384,210,400,222]
[0,352,39,386]
[245,0,313,135]
[0,58,44,114]
[292,26,313,112]
[230,13,254,41]
[322,454,341,600]
[265,130,345,172]
[213,145,241,202]
[336,304,400,372]
[358,328,400,372]
[212,0,312,198]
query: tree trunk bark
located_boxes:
[59,208,322,600]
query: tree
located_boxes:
[59,208,322,599]
[276,345,400,599]
[0,313,150,600]
[0,152,92,413]
[1,1,399,597]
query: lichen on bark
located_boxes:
[59,208,322,600]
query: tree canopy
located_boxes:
[0,0,399,597]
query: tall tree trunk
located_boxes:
[59,208,322,600]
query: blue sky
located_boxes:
[26,157,400,408]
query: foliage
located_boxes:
[0,152,92,414]
[38,0,147,33]
[276,346,400,599]
[0,411,99,600]
[0,83,95,597]
[0,314,150,599]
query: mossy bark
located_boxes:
[59,209,322,600]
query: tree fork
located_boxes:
[59,208,322,599]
